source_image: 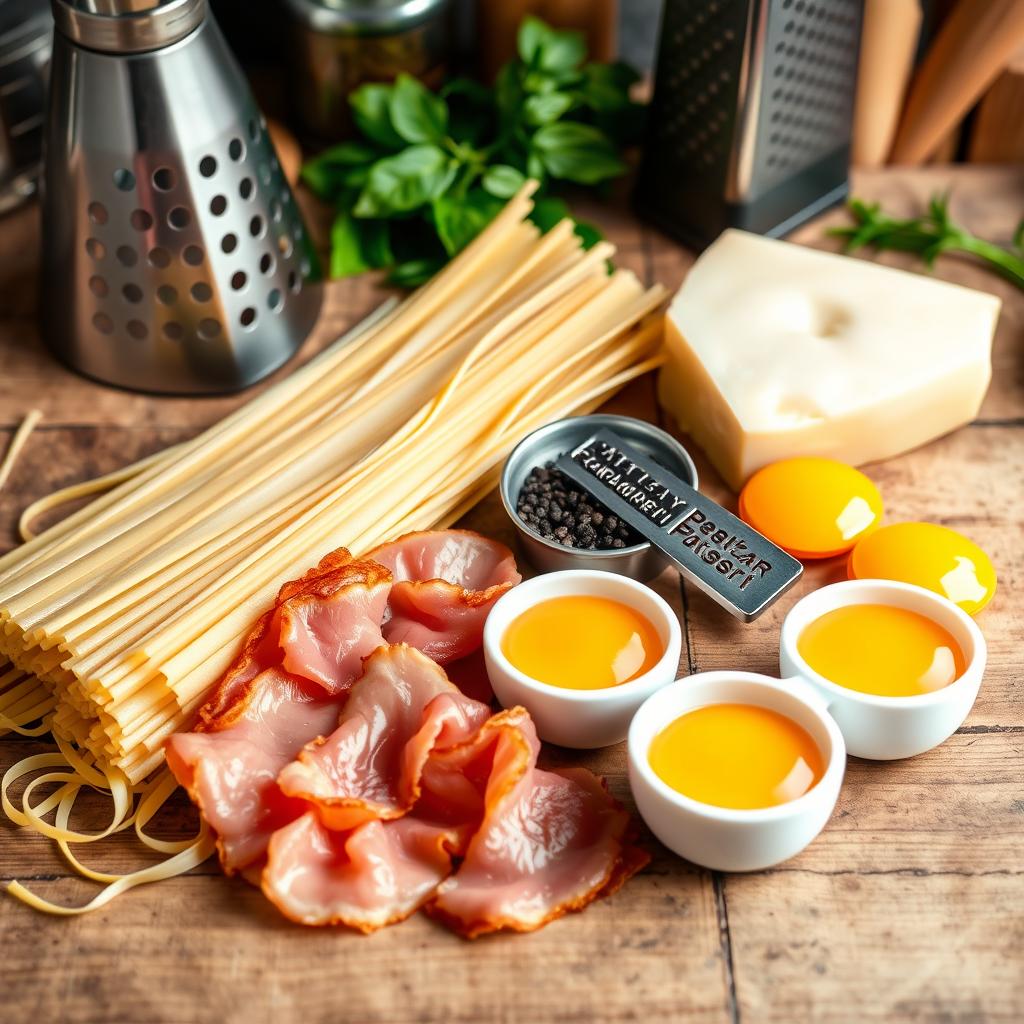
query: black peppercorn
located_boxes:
[515,462,642,552]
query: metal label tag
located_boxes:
[556,429,803,621]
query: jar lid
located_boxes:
[282,0,449,35]
[739,457,883,560]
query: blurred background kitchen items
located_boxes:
[283,0,453,144]
[889,0,1024,165]
[851,0,921,168]
[636,0,864,249]
[42,0,321,394]
[0,0,50,216]
[475,0,616,81]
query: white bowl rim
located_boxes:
[483,569,683,704]
[628,670,847,824]
[780,579,986,710]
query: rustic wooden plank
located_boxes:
[724,870,1024,1022]
[0,165,1021,1024]
[0,866,731,1024]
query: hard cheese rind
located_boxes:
[658,230,1001,490]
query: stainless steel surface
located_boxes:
[557,429,803,622]
[284,0,450,143]
[637,0,862,246]
[52,0,204,52]
[0,1,51,215]
[41,2,321,393]
[499,415,699,583]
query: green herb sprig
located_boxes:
[302,16,644,287]
[830,194,1024,292]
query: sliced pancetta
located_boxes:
[165,667,343,873]
[166,558,393,871]
[424,709,647,937]
[277,644,490,831]
[168,532,648,936]
[262,810,469,930]
[366,530,520,663]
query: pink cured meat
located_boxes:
[276,559,390,694]
[165,668,344,873]
[166,557,393,872]
[425,709,645,937]
[262,811,470,931]
[277,644,491,831]
[366,530,520,663]
[168,533,648,936]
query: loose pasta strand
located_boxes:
[0,184,667,913]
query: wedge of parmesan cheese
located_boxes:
[658,230,1000,490]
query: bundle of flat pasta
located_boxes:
[0,183,665,911]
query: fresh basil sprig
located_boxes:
[830,194,1024,292]
[302,16,644,287]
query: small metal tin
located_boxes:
[500,415,699,582]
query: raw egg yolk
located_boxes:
[649,703,824,810]
[798,603,966,697]
[501,595,663,690]
[848,521,996,616]
[739,457,883,559]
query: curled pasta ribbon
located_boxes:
[2,750,213,915]
[7,827,215,916]
[18,445,178,542]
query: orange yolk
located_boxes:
[798,603,966,697]
[649,703,824,810]
[501,595,663,690]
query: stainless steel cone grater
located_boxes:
[41,0,322,394]
[636,0,864,249]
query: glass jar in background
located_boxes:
[283,0,453,145]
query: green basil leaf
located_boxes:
[523,92,573,125]
[360,219,394,268]
[572,218,603,250]
[389,258,442,288]
[350,84,405,149]
[482,164,526,199]
[524,71,560,95]
[538,26,585,73]
[1015,218,1024,252]
[528,196,572,234]
[526,151,546,181]
[518,15,552,65]
[354,144,456,217]
[433,189,504,256]
[443,77,495,145]
[390,73,449,144]
[302,141,380,196]
[495,63,524,121]
[329,210,369,278]
[533,122,625,184]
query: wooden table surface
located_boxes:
[0,166,1021,1024]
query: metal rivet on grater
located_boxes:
[42,0,321,395]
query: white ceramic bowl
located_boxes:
[483,570,683,748]
[780,579,986,760]
[628,672,846,872]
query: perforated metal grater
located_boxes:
[41,0,322,394]
[636,0,864,249]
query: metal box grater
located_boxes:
[636,0,863,248]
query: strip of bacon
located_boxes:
[165,668,343,873]
[277,645,490,831]
[262,811,470,931]
[166,558,393,872]
[366,530,520,663]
